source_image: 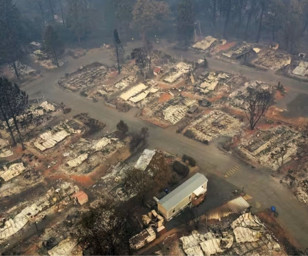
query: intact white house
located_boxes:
[157,173,208,220]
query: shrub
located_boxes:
[182,154,196,167]
[173,161,189,177]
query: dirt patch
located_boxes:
[212,42,237,54]
[158,93,173,103]
[266,106,308,128]
[284,94,308,118]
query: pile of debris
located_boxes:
[250,48,291,71]
[33,121,80,152]
[184,110,242,143]
[163,62,192,84]
[238,126,302,170]
[0,138,13,158]
[129,209,165,250]
[228,80,272,110]
[196,72,230,95]
[0,162,26,182]
[58,62,108,92]
[180,212,284,256]
[61,136,122,174]
[291,61,308,78]
[222,42,253,60]
[0,182,78,243]
[192,36,219,51]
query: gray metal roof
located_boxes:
[158,173,208,211]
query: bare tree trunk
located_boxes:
[256,2,265,42]
[0,105,16,146]
[244,1,255,40]
[52,48,59,67]
[48,0,55,22]
[212,0,216,27]
[223,0,231,38]
[115,45,121,74]
[58,0,65,26]
[12,62,19,79]
[12,115,25,149]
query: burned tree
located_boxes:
[244,87,273,130]
[270,145,289,172]
[113,29,124,74]
[131,48,150,79]
[131,0,169,47]
[176,0,194,47]
[116,120,128,139]
[129,127,149,152]
[77,201,132,255]
[0,0,24,78]
[0,78,28,148]
[43,25,64,67]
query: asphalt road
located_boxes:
[21,42,308,250]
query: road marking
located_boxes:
[224,164,240,178]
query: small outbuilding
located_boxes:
[157,173,208,220]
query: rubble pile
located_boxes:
[185,110,242,143]
[103,75,136,93]
[239,126,302,170]
[129,227,156,250]
[33,121,80,152]
[228,80,272,110]
[0,162,26,182]
[251,49,291,71]
[0,139,13,158]
[163,105,188,124]
[58,62,108,92]
[180,213,284,256]
[0,182,78,243]
[47,237,78,256]
[222,43,253,59]
[192,36,218,51]
[163,62,192,84]
[196,72,230,95]
[292,61,308,78]
[61,136,122,174]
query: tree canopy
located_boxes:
[131,0,169,43]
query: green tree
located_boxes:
[0,77,28,148]
[43,25,64,67]
[131,0,169,46]
[0,0,24,78]
[114,0,135,41]
[177,0,194,47]
[66,0,89,43]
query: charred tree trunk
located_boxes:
[52,48,59,67]
[212,0,216,27]
[0,105,16,146]
[48,0,55,22]
[244,1,256,40]
[115,44,121,74]
[223,0,231,38]
[256,1,265,43]
[12,62,19,79]
[58,0,65,26]
[12,114,25,149]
